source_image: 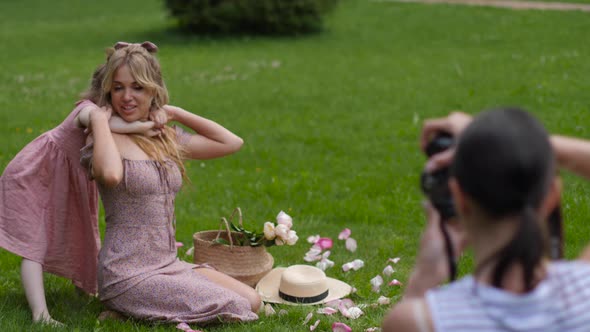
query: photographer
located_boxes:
[382,108,590,332]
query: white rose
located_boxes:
[274,224,289,240]
[276,210,293,228]
[285,230,298,245]
[263,222,276,240]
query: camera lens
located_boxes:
[421,132,456,221]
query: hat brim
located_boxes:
[255,267,352,305]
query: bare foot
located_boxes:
[98,310,126,322]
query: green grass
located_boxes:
[1,0,590,331]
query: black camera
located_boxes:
[420,132,456,221]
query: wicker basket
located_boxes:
[193,208,274,287]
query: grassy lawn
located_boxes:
[1,0,590,331]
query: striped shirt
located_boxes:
[426,261,590,332]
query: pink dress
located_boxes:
[81,128,258,324]
[0,100,100,294]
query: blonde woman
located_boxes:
[82,42,260,325]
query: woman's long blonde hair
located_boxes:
[99,43,186,178]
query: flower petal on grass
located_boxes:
[377,296,391,305]
[185,246,194,256]
[345,238,357,252]
[388,279,403,286]
[371,275,384,293]
[316,258,334,271]
[338,228,351,240]
[365,328,381,332]
[388,257,401,264]
[317,307,338,315]
[310,320,321,331]
[304,245,323,262]
[176,322,202,332]
[264,303,276,316]
[332,322,352,332]
[307,235,320,244]
[175,242,184,248]
[382,265,394,276]
[347,307,364,319]
[342,262,354,272]
[176,323,191,331]
[317,237,333,250]
[351,259,364,270]
[303,312,313,325]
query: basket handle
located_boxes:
[228,207,243,228]
[215,217,234,249]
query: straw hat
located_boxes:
[255,264,352,305]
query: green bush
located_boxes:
[164,0,339,35]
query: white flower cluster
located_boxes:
[263,211,299,246]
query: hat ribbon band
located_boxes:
[279,289,329,304]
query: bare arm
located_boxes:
[88,108,124,187]
[381,204,459,332]
[382,299,433,332]
[164,105,244,160]
[551,135,590,180]
[76,104,158,136]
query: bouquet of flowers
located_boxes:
[215,210,299,247]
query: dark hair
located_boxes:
[80,63,107,103]
[451,107,555,291]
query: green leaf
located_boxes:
[229,222,241,232]
[213,238,230,245]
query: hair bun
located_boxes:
[113,41,158,54]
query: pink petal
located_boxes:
[317,237,333,250]
[345,238,357,252]
[342,262,353,272]
[310,319,321,331]
[338,228,351,240]
[307,235,320,244]
[370,275,384,293]
[176,323,191,331]
[303,312,313,325]
[324,299,341,309]
[276,210,293,228]
[388,279,403,286]
[382,265,394,276]
[317,307,338,315]
[175,241,184,248]
[304,250,322,262]
[316,259,334,271]
[339,298,355,308]
[351,259,364,271]
[332,322,352,332]
[264,303,276,316]
[365,328,381,332]
[338,300,352,317]
[377,296,391,305]
[388,257,401,264]
[347,307,364,319]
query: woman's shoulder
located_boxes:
[550,260,590,278]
